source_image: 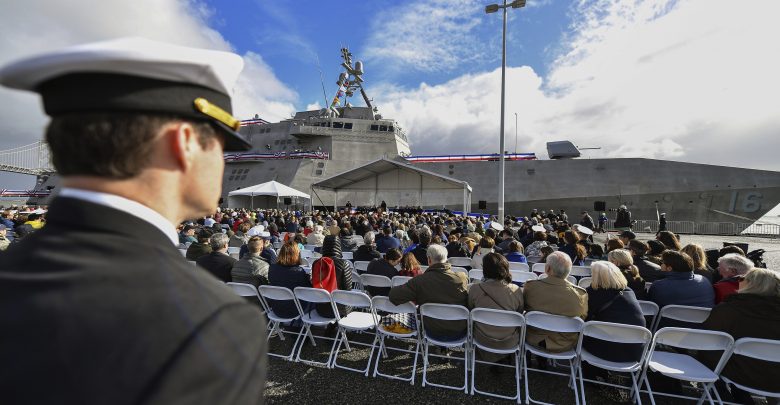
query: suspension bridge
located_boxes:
[0,141,54,176]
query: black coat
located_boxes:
[583,287,646,362]
[354,244,381,263]
[0,197,267,405]
[268,263,311,318]
[634,255,665,282]
[365,258,399,296]
[196,251,237,283]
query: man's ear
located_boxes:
[166,122,197,171]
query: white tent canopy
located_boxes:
[227,180,310,209]
[312,158,472,214]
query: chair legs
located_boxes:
[421,340,469,393]
[266,320,305,361]
[331,328,378,376]
[372,334,420,385]
[470,349,523,403]
[524,353,580,405]
[294,323,338,367]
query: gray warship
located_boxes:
[223,48,780,224]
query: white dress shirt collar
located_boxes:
[58,188,179,245]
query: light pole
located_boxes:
[514,112,518,154]
[486,0,525,221]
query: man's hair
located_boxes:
[46,113,217,178]
[363,231,375,245]
[662,250,694,272]
[208,233,230,250]
[546,251,572,278]
[717,253,754,276]
[384,248,402,262]
[627,239,648,255]
[247,236,264,254]
[482,252,511,283]
[508,240,523,254]
[418,228,432,247]
[426,244,448,264]
[479,236,495,249]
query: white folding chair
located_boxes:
[720,338,780,401]
[330,290,380,375]
[652,305,712,332]
[510,270,538,284]
[637,300,659,329]
[178,248,187,257]
[353,260,371,272]
[351,269,363,290]
[300,257,312,268]
[292,287,339,367]
[532,262,546,274]
[575,321,653,405]
[451,266,469,277]
[523,311,585,405]
[299,249,315,259]
[644,282,652,293]
[187,260,197,266]
[372,296,421,384]
[391,276,413,287]
[360,274,392,295]
[567,276,577,285]
[570,266,591,278]
[639,327,734,405]
[577,277,592,289]
[257,285,305,361]
[468,269,484,282]
[304,244,317,251]
[227,246,241,259]
[508,262,530,272]
[419,265,429,273]
[448,257,472,268]
[470,308,526,402]
[226,282,262,302]
[420,303,471,393]
[341,251,353,261]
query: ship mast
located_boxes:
[327,47,375,117]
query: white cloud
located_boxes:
[373,0,780,171]
[363,0,488,73]
[0,0,297,151]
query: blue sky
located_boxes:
[1,0,780,195]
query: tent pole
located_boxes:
[334,189,338,212]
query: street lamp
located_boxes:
[486,0,525,221]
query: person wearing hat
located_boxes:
[0,38,266,404]
[0,224,9,251]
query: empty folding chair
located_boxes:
[575,321,653,405]
[292,287,340,367]
[420,303,471,393]
[508,262,530,272]
[570,266,591,279]
[391,276,413,287]
[351,269,363,290]
[578,277,592,289]
[652,305,712,332]
[510,270,538,284]
[330,290,380,375]
[226,282,262,301]
[341,251,353,261]
[470,308,526,402]
[637,300,659,329]
[360,274,392,296]
[523,311,585,405]
[448,257,472,268]
[372,296,421,385]
[258,285,306,361]
[639,327,734,405]
[353,260,371,273]
[532,262,547,274]
[468,269,484,282]
[720,338,780,402]
[451,267,469,277]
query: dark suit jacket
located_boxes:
[0,197,267,405]
[197,251,237,283]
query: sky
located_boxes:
[1,0,780,198]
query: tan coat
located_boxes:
[389,262,469,338]
[468,279,524,359]
[523,276,588,352]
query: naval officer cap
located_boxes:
[0,37,251,151]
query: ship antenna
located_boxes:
[315,54,329,110]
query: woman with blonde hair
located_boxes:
[608,249,647,299]
[681,243,714,282]
[699,268,780,403]
[582,261,646,379]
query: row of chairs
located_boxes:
[227,282,779,404]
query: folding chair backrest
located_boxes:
[524,311,584,334]
[566,276,577,285]
[341,251,353,261]
[419,265,429,272]
[471,308,525,329]
[178,249,187,257]
[451,267,469,277]
[354,261,371,272]
[637,300,659,320]
[372,296,416,314]
[581,321,651,345]
[226,282,260,298]
[304,244,317,251]
[300,257,312,267]
[730,337,780,362]
[351,270,363,289]
[510,270,537,283]
[360,274,392,288]
[258,285,296,301]
[508,262,530,272]
[300,250,315,259]
[468,269,484,281]
[654,305,711,330]
[420,303,470,321]
[391,276,412,287]
[448,257,472,267]
[531,263,546,273]
[654,327,733,352]
[227,247,241,255]
[578,277,592,288]
[332,290,372,309]
[570,266,591,278]
[293,286,333,304]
